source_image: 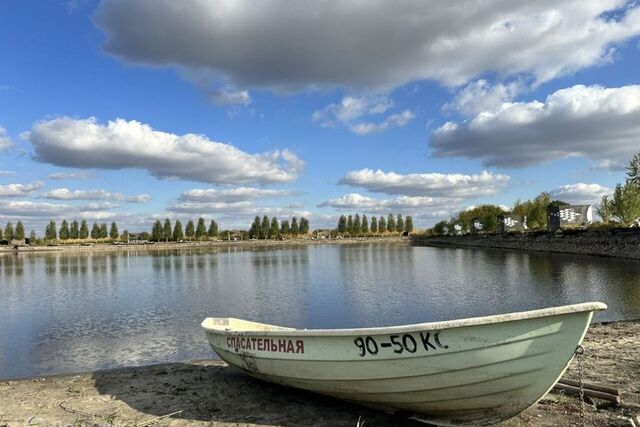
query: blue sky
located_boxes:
[1,0,640,233]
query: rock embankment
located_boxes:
[411,229,640,259]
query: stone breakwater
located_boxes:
[411,229,640,259]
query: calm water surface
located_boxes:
[1,243,639,379]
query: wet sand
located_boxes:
[0,321,638,426]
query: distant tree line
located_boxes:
[430,151,640,234]
[248,216,310,239]
[0,220,26,241]
[336,213,413,236]
[151,217,218,242]
[596,153,640,226]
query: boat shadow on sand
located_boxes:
[92,360,424,426]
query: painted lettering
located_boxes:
[419,332,436,351]
[296,340,304,354]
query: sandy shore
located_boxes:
[0,237,407,255]
[0,321,638,426]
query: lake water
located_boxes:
[1,243,639,379]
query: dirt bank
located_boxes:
[412,229,640,260]
[0,237,407,255]
[0,321,637,426]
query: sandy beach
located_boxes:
[0,321,638,426]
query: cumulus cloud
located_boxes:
[28,117,303,184]
[313,95,413,135]
[209,87,251,106]
[430,84,640,168]
[95,1,640,91]
[339,169,509,198]
[318,193,458,214]
[444,80,523,116]
[0,170,15,176]
[0,181,44,197]
[42,188,150,203]
[0,200,71,217]
[178,187,295,203]
[48,171,94,180]
[0,126,11,150]
[169,199,311,220]
[549,183,611,205]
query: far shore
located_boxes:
[1,320,638,426]
[0,236,408,255]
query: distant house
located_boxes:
[497,215,527,233]
[314,229,332,239]
[471,217,484,233]
[453,223,464,235]
[547,205,593,231]
[127,233,148,244]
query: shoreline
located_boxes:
[411,229,640,260]
[1,321,638,426]
[0,236,408,255]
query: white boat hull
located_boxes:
[202,302,606,426]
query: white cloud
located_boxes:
[0,126,12,150]
[339,169,509,198]
[209,87,251,106]
[549,183,611,205]
[0,181,44,197]
[349,111,415,136]
[0,200,72,217]
[318,193,459,214]
[430,84,640,168]
[48,172,94,180]
[42,188,150,203]
[444,80,523,116]
[178,187,295,203]
[0,170,15,176]
[28,117,303,184]
[313,95,413,135]
[95,1,640,91]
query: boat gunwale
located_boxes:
[201,302,606,337]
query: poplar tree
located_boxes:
[46,220,57,240]
[281,219,290,235]
[396,214,404,232]
[387,214,396,232]
[362,214,369,234]
[185,220,195,240]
[626,152,640,187]
[405,216,414,233]
[208,220,218,238]
[110,222,119,239]
[100,223,108,238]
[270,217,280,238]
[378,216,386,234]
[16,221,25,240]
[151,220,162,241]
[249,216,261,239]
[59,220,69,240]
[299,217,310,234]
[370,216,378,234]
[30,230,36,242]
[4,222,14,241]
[91,222,100,239]
[80,220,89,239]
[0,226,3,240]
[163,219,172,242]
[337,215,347,234]
[261,215,270,239]
[195,217,207,240]
[291,217,299,236]
[173,220,184,241]
[353,214,361,237]
[347,215,353,236]
[70,220,79,239]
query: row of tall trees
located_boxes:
[248,216,310,239]
[42,220,124,241]
[1,221,26,241]
[596,153,640,226]
[336,213,413,236]
[150,217,218,242]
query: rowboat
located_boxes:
[202,302,606,425]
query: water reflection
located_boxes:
[0,244,638,379]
